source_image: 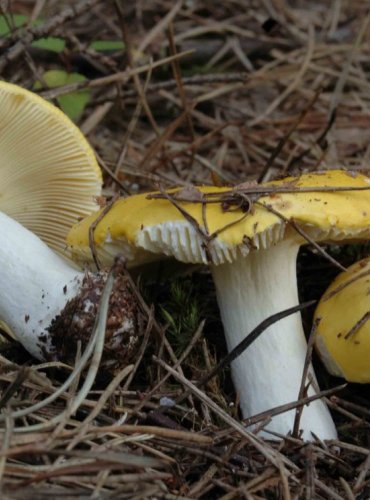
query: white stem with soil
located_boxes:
[0,212,83,358]
[211,239,337,441]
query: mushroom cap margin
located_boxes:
[67,170,370,267]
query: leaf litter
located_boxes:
[0,0,370,497]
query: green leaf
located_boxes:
[0,14,28,35]
[32,37,65,53]
[0,14,65,53]
[35,70,91,121]
[0,15,124,54]
[89,40,125,51]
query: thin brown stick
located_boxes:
[257,201,346,272]
[88,194,119,270]
[148,184,370,203]
[38,50,195,99]
[243,385,346,432]
[0,0,101,70]
[292,318,320,438]
[86,424,213,445]
[354,451,370,492]
[167,22,196,143]
[152,356,299,471]
[114,1,160,137]
[344,311,370,340]
[322,268,370,301]
[132,320,205,414]
[176,301,315,406]
[0,368,30,410]
[258,90,321,182]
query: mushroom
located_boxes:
[0,211,138,364]
[67,170,370,440]
[0,80,102,255]
[0,82,138,365]
[314,257,370,383]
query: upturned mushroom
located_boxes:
[0,80,102,255]
[0,82,140,364]
[67,170,370,440]
[314,257,370,383]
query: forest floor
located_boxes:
[0,1,370,498]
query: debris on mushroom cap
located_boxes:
[314,257,370,383]
[0,81,102,256]
[68,170,370,268]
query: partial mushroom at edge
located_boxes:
[314,257,370,383]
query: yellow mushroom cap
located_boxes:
[0,80,102,255]
[314,258,370,383]
[67,170,370,267]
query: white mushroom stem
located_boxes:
[211,238,337,441]
[0,212,83,358]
